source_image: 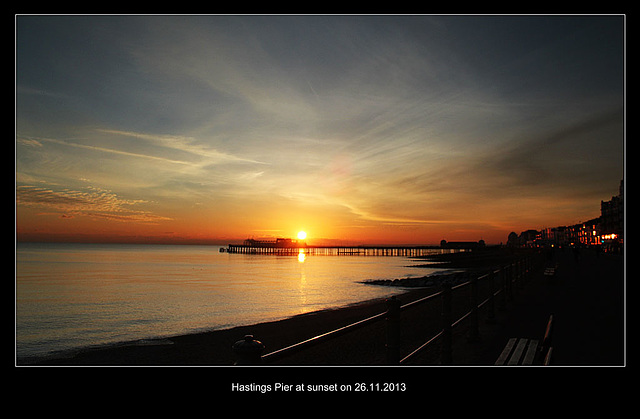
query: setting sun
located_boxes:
[297,231,307,240]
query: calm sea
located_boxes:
[15,242,445,362]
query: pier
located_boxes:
[224,244,454,257]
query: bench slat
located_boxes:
[507,338,529,365]
[543,347,553,366]
[495,338,517,366]
[522,339,539,365]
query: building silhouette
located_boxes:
[601,179,624,241]
[508,180,623,253]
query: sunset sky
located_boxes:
[16,15,624,245]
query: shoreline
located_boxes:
[21,286,439,366]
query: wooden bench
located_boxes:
[495,315,554,366]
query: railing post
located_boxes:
[232,334,265,365]
[487,268,496,323]
[508,263,515,300]
[441,282,453,365]
[385,296,401,365]
[517,259,524,288]
[499,266,507,311]
[467,274,480,342]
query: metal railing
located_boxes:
[232,251,542,365]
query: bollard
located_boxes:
[385,296,401,365]
[441,282,452,365]
[232,334,265,365]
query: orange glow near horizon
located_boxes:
[15,199,601,246]
[15,193,607,246]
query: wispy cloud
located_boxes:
[472,107,624,195]
[16,185,172,224]
[96,129,265,165]
[19,135,192,166]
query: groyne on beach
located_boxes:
[363,247,533,288]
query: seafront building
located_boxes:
[600,179,624,241]
[508,180,624,252]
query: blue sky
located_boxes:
[16,15,625,244]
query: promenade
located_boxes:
[261,247,626,366]
[471,248,625,366]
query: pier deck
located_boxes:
[224,244,450,257]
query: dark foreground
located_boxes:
[21,247,624,367]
